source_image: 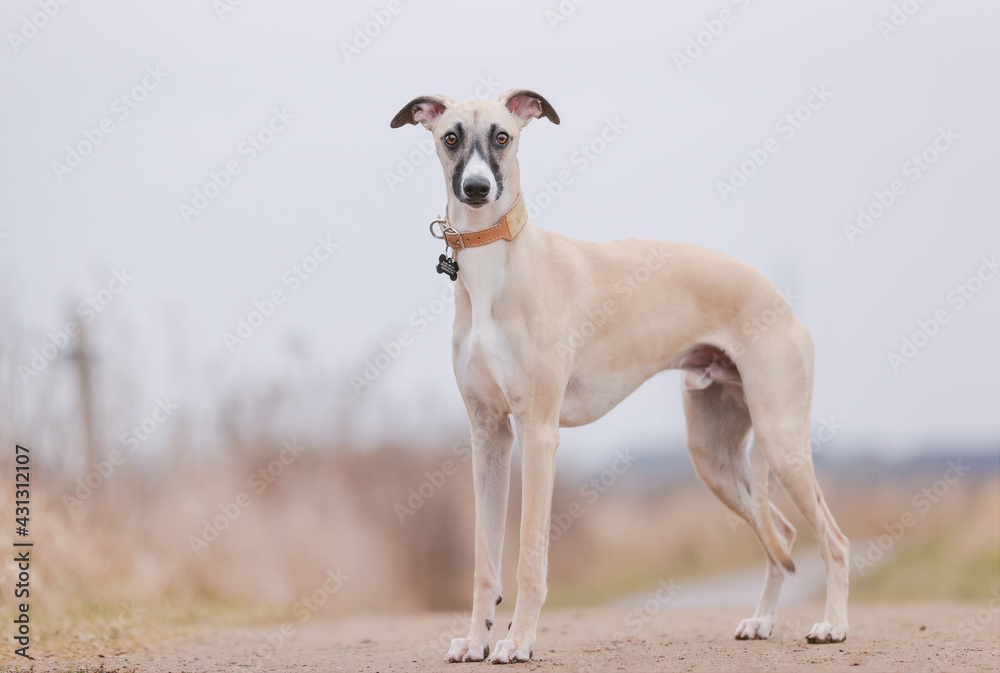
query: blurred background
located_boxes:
[0,0,997,652]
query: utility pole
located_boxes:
[71,319,98,471]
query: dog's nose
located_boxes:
[463,177,491,200]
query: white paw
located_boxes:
[444,637,490,663]
[735,616,775,640]
[806,621,848,644]
[488,638,533,664]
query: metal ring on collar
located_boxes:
[429,218,449,239]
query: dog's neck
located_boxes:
[447,196,515,234]
[444,163,527,317]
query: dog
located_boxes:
[390,89,850,664]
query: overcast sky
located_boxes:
[1,0,997,469]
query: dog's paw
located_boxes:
[444,637,490,663]
[735,616,776,640]
[488,638,533,664]
[806,621,848,644]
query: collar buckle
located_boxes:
[429,218,463,249]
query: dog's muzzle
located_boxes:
[462,176,491,205]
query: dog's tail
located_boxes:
[751,444,796,573]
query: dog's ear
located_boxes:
[390,95,454,130]
[500,89,560,128]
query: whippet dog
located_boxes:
[390,89,850,664]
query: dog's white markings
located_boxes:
[735,615,777,640]
[444,638,468,662]
[455,245,511,409]
[807,621,848,644]
[462,151,497,200]
[489,639,531,664]
[444,637,489,663]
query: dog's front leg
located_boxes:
[489,420,559,664]
[445,413,514,663]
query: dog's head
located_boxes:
[391,89,559,208]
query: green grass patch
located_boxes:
[0,594,291,661]
[852,535,1000,601]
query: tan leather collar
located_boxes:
[443,194,527,249]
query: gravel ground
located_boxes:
[8,601,999,673]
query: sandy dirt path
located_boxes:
[12,602,1000,672]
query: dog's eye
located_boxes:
[444,133,458,146]
[496,132,509,146]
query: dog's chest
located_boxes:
[453,246,515,409]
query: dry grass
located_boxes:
[0,443,994,651]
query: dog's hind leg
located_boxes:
[682,378,797,640]
[740,321,850,644]
[445,412,514,663]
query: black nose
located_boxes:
[463,177,490,200]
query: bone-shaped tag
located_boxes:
[436,254,459,281]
